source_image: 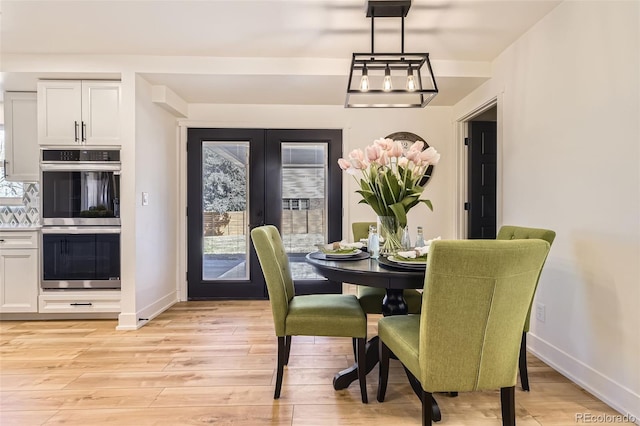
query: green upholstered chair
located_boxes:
[377,239,551,426]
[351,221,423,315]
[352,221,376,243]
[497,225,556,391]
[250,225,368,403]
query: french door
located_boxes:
[187,128,343,299]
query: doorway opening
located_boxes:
[457,101,499,239]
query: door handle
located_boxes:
[81,121,87,142]
[74,121,80,142]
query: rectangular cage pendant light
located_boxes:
[345,0,439,108]
[346,52,438,108]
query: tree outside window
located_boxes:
[202,144,246,236]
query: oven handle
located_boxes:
[42,226,121,234]
[40,162,121,172]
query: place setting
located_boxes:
[308,241,370,261]
[378,237,440,271]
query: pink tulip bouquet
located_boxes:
[338,137,440,252]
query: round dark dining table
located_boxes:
[305,252,425,315]
[305,252,441,421]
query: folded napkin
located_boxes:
[340,241,364,249]
[320,241,364,251]
[424,236,441,246]
[395,236,441,258]
[396,247,428,259]
[396,250,417,258]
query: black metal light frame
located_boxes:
[345,0,439,108]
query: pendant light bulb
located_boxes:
[406,67,417,92]
[359,65,370,92]
[383,64,392,92]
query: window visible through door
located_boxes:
[280,142,327,280]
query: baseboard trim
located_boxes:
[117,292,177,330]
[527,333,640,424]
[116,312,139,330]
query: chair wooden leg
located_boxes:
[422,390,434,426]
[405,367,441,422]
[356,337,368,403]
[275,336,287,399]
[352,337,357,360]
[284,335,292,366]
[500,386,516,426]
[519,332,530,391]
[377,340,390,402]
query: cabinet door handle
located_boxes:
[70,303,93,306]
[81,121,87,142]
[2,160,6,178]
[74,121,80,142]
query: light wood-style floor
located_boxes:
[0,299,632,426]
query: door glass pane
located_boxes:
[281,143,326,280]
[202,141,249,280]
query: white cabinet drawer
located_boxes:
[0,231,39,249]
[39,291,121,313]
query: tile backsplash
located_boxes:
[0,183,40,226]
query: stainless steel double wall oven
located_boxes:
[40,149,121,289]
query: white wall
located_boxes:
[128,74,180,325]
[454,0,640,418]
[185,104,455,242]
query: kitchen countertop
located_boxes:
[0,225,42,231]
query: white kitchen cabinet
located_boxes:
[37,80,122,146]
[3,92,39,182]
[0,231,39,313]
[39,291,120,314]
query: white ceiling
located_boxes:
[0,0,562,107]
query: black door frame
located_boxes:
[187,128,266,299]
[186,128,343,300]
[265,129,343,295]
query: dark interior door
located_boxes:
[187,128,343,299]
[467,121,497,239]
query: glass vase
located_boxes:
[378,216,403,255]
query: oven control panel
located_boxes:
[42,149,120,162]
